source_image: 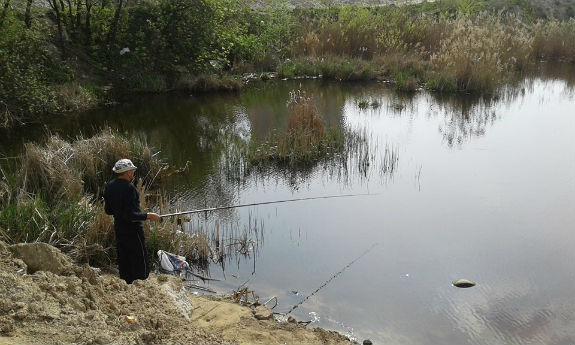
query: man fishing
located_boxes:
[104,159,161,284]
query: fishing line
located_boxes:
[159,193,376,218]
[285,242,379,315]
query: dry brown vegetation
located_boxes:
[247,90,345,167]
[282,8,574,93]
[0,129,226,270]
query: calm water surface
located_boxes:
[2,66,573,345]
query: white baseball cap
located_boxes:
[112,159,137,173]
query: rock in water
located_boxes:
[452,279,476,288]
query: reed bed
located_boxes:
[283,7,574,94]
[278,56,378,80]
[175,74,242,93]
[221,90,400,187]
[247,90,345,168]
[531,19,575,62]
[0,129,238,271]
[429,14,533,94]
[19,129,162,202]
[53,83,98,112]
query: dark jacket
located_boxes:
[104,178,147,236]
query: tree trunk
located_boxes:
[65,0,73,30]
[75,0,81,29]
[84,0,92,45]
[24,0,33,28]
[48,0,65,54]
[106,0,123,52]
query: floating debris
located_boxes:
[452,279,476,288]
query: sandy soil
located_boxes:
[0,241,354,345]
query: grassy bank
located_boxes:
[0,130,216,269]
[0,0,573,125]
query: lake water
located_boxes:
[1,65,573,345]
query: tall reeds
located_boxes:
[0,127,256,270]
[282,6,574,94]
[429,14,533,94]
[531,19,575,62]
[0,129,174,268]
[19,129,163,201]
[247,90,345,167]
[221,90,399,187]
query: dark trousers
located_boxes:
[115,227,148,284]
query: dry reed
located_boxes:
[531,19,575,62]
[53,83,98,112]
[430,14,533,93]
[18,129,163,202]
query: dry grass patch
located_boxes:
[532,19,575,62]
[430,14,533,94]
[18,129,162,201]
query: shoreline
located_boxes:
[0,241,356,345]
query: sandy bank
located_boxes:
[0,241,354,345]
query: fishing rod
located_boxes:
[159,193,375,218]
[285,242,379,315]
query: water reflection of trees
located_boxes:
[430,63,574,147]
[431,94,499,147]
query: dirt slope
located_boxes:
[0,241,354,345]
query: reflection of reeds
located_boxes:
[357,98,382,110]
[175,210,265,273]
[380,144,399,178]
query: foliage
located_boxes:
[114,0,245,74]
[230,3,295,70]
[0,0,574,123]
[0,19,59,118]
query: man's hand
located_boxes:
[146,213,161,221]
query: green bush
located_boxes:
[0,20,59,117]
[425,74,457,92]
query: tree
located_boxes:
[84,0,93,45]
[106,0,123,51]
[25,0,33,28]
[0,0,10,27]
[47,0,65,54]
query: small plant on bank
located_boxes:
[393,71,419,92]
